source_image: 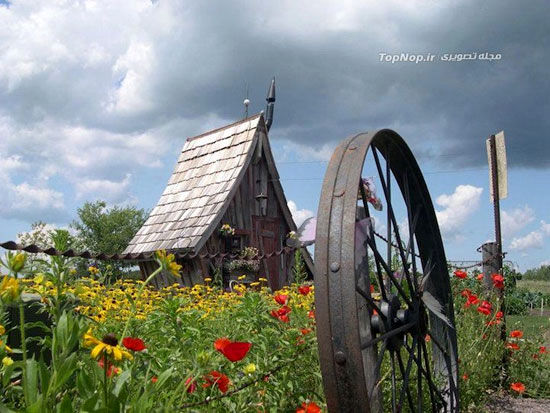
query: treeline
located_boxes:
[17,200,147,281]
[522,264,550,281]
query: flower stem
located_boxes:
[19,301,28,405]
[120,266,162,340]
[103,356,108,407]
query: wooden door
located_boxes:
[252,216,280,290]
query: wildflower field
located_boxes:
[0,251,549,412]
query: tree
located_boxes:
[71,201,147,276]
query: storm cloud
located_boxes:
[0,0,548,221]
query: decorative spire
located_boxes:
[265,77,276,131]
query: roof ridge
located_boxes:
[186,113,262,142]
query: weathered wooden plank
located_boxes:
[234,186,245,229]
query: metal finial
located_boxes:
[243,82,250,118]
[265,77,276,131]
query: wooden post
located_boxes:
[487,133,508,383]
[481,242,499,291]
[488,135,503,274]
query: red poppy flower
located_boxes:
[277,305,292,317]
[477,301,492,315]
[425,334,431,342]
[122,337,146,352]
[464,294,479,308]
[510,382,525,393]
[506,342,520,350]
[301,328,312,335]
[97,358,119,377]
[476,273,484,281]
[214,338,252,362]
[274,294,288,305]
[491,273,504,290]
[203,371,230,393]
[279,314,290,323]
[462,374,469,381]
[370,284,375,293]
[453,270,467,279]
[214,337,231,351]
[296,401,322,413]
[185,377,197,393]
[496,311,503,319]
[151,376,158,383]
[308,310,315,319]
[539,346,547,354]
[298,285,311,295]
[510,330,523,339]
[461,289,471,298]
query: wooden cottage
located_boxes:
[123,113,313,289]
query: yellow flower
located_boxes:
[10,253,27,273]
[259,278,267,282]
[0,276,21,303]
[250,282,260,287]
[0,325,5,335]
[155,250,182,277]
[83,330,132,362]
[88,266,99,275]
[204,278,212,283]
[243,363,256,374]
[69,268,77,275]
[2,356,13,367]
[0,339,12,353]
[33,273,45,285]
[238,275,246,280]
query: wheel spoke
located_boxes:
[359,181,389,302]
[365,235,413,307]
[372,147,416,298]
[420,339,445,411]
[369,340,388,396]
[356,285,387,321]
[403,339,447,408]
[390,351,397,413]
[396,343,416,412]
[361,320,416,349]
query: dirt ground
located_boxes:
[486,395,550,413]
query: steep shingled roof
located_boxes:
[124,114,262,254]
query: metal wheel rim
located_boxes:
[314,130,459,413]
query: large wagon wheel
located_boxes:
[315,130,459,412]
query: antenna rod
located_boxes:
[265,77,276,131]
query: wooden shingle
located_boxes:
[124,115,261,254]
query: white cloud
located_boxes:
[435,185,483,240]
[287,200,314,227]
[508,220,550,252]
[509,231,544,251]
[280,141,336,162]
[540,220,550,236]
[75,174,131,202]
[501,205,535,239]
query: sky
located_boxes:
[0,0,549,271]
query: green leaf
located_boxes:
[26,395,46,413]
[56,394,73,413]
[24,359,39,405]
[52,353,78,392]
[112,368,132,397]
[153,367,173,389]
[37,358,51,396]
[77,368,94,398]
[81,394,99,412]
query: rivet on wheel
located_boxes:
[334,351,346,364]
[330,262,340,272]
[334,189,345,197]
